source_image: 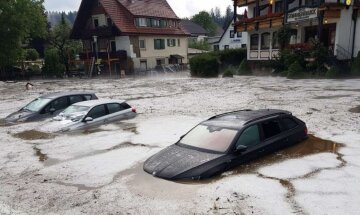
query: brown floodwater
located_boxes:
[349,106,360,113]
[13,130,55,140]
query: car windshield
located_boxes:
[55,105,90,122]
[180,124,238,153]
[23,98,51,112]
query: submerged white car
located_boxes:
[51,99,137,132]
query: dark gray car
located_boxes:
[5,92,98,123]
[144,109,308,180]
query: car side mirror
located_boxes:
[49,108,56,114]
[235,145,247,154]
[84,117,93,122]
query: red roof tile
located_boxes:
[117,0,179,19]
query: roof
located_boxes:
[71,0,188,38]
[74,99,126,107]
[218,15,245,44]
[202,109,291,129]
[40,91,96,99]
[180,20,208,36]
[117,0,179,19]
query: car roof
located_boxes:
[202,109,292,129]
[72,99,126,107]
[39,91,96,99]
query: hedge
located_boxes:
[190,53,219,77]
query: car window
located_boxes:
[69,95,84,105]
[107,103,125,114]
[87,105,106,119]
[44,97,68,113]
[282,117,298,130]
[261,119,282,139]
[236,125,260,148]
[121,102,131,109]
[84,95,92,101]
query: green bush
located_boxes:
[42,48,65,77]
[217,48,247,67]
[351,51,360,76]
[190,53,219,77]
[25,49,39,61]
[238,59,252,75]
[222,68,234,78]
[287,61,305,79]
[325,66,340,78]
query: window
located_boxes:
[230,30,235,38]
[250,34,259,50]
[121,102,131,109]
[107,103,124,114]
[139,39,146,49]
[275,1,283,13]
[107,17,112,26]
[87,105,106,119]
[282,117,298,130]
[261,32,271,49]
[69,95,83,105]
[160,20,167,27]
[214,45,219,51]
[93,18,99,28]
[224,45,229,50]
[84,95,93,101]
[178,39,180,47]
[272,32,279,49]
[110,41,116,52]
[236,125,260,148]
[136,18,147,27]
[44,97,68,113]
[154,39,165,50]
[237,32,242,38]
[167,39,176,47]
[261,119,282,139]
[151,19,160,27]
[156,58,165,66]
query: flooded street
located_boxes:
[0,73,359,214]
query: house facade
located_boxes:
[213,18,248,51]
[234,0,360,60]
[71,0,189,75]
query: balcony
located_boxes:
[80,26,120,39]
[79,50,127,61]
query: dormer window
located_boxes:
[136,18,147,27]
[93,18,99,28]
[152,19,160,27]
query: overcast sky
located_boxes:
[44,0,234,18]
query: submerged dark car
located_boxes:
[144,109,308,180]
[5,92,98,123]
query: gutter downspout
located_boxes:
[351,8,358,59]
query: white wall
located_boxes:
[335,8,354,58]
[115,36,136,58]
[218,20,247,50]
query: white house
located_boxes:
[212,18,248,51]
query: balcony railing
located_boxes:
[79,50,127,60]
[80,26,120,39]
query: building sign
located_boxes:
[287,8,318,23]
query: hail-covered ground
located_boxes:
[0,73,359,215]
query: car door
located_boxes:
[81,104,108,129]
[39,96,69,119]
[106,103,127,123]
[258,117,288,155]
[228,124,264,168]
[279,116,303,146]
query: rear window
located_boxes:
[261,119,282,139]
[121,102,131,109]
[69,95,84,104]
[282,117,298,130]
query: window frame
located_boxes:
[85,104,107,120]
[259,118,283,140]
[139,39,146,49]
[234,124,261,149]
[250,34,259,50]
[261,32,271,50]
[107,103,125,114]
[230,30,235,38]
[154,39,165,50]
[167,38,176,47]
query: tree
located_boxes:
[48,13,82,75]
[191,11,218,36]
[223,6,233,30]
[0,0,47,78]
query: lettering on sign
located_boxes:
[287,8,318,23]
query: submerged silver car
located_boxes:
[50,99,137,132]
[5,92,98,123]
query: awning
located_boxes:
[170,54,184,59]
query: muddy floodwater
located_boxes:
[0,75,359,215]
